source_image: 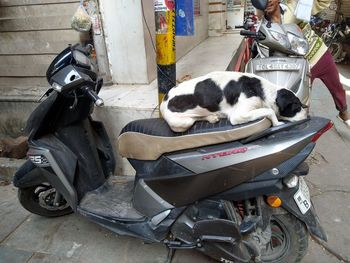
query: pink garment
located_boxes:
[311,50,347,112]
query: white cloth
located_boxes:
[294,0,314,22]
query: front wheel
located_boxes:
[260,213,309,263]
[18,183,72,217]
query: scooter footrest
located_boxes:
[79,177,144,221]
[239,216,261,234]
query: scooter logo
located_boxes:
[201,146,248,160]
[28,154,50,167]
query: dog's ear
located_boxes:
[276,89,302,117]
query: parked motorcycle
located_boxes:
[310,14,330,36]
[12,42,333,262]
[321,16,350,63]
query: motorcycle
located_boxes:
[13,7,333,262]
[310,14,330,36]
[321,16,350,63]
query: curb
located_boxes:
[0,157,25,185]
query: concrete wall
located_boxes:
[208,0,227,36]
[0,100,37,140]
[100,0,209,85]
[98,0,149,84]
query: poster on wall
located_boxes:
[176,0,194,36]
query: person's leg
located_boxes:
[311,51,350,124]
[311,51,347,111]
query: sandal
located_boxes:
[337,111,350,129]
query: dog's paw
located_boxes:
[206,114,220,123]
[274,121,285,126]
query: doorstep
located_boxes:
[0,158,26,185]
[93,34,244,176]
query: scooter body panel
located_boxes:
[142,118,328,207]
[246,57,311,106]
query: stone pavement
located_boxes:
[1,65,350,263]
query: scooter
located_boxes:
[13,43,333,262]
[241,0,311,107]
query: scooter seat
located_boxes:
[118,118,271,160]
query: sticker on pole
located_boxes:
[155,0,166,11]
[155,0,175,11]
[155,12,168,34]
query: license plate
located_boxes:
[256,63,301,71]
[293,178,311,214]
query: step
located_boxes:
[0,157,25,185]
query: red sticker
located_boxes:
[165,0,175,11]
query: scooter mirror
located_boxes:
[251,0,268,10]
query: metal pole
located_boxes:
[154,0,176,111]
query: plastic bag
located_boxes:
[71,4,92,32]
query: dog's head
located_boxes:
[275,89,307,122]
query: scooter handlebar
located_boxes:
[240,30,265,40]
[82,86,104,107]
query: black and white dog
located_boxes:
[160,71,307,132]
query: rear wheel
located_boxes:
[260,213,308,263]
[18,183,72,217]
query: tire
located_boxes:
[329,42,344,62]
[260,213,309,263]
[18,184,72,217]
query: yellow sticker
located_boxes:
[156,10,176,65]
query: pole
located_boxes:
[154,0,176,111]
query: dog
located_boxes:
[160,71,307,132]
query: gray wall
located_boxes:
[0,0,87,98]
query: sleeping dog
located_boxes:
[160,71,307,132]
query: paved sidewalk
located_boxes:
[1,65,350,263]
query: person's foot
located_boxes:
[338,110,350,128]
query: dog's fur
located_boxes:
[160,71,307,132]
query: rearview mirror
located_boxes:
[251,0,268,10]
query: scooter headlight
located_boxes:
[287,33,309,56]
[270,30,291,49]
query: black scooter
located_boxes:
[13,44,332,263]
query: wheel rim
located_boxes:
[329,43,342,60]
[32,184,69,211]
[260,218,291,261]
